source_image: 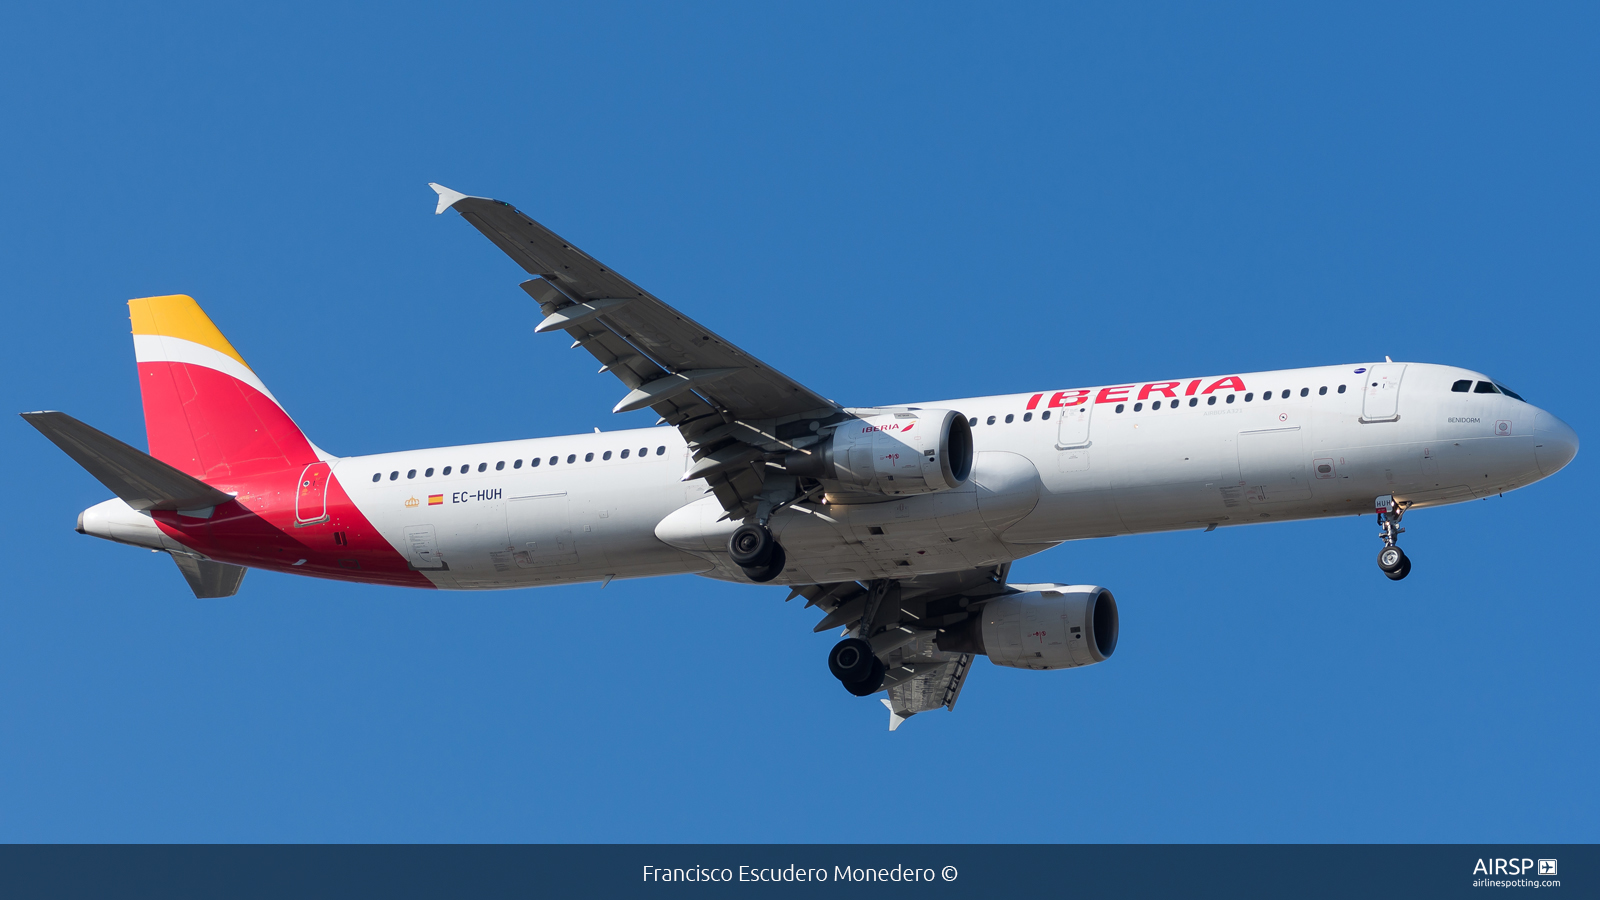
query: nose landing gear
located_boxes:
[1375,495,1412,581]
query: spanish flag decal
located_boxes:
[428,494,443,506]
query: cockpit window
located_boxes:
[1495,383,1525,401]
[1451,379,1472,393]
[1473,381,1500,394]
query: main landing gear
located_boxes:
[1375,495,1412,581]
[728,522,786,583]
[824,579,895,696]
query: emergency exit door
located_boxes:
[1056,403,1093,471]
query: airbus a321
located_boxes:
[24,184,1579,729]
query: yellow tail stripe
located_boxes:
[128,295,251,370]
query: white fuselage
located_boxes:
[341,362,1575,589]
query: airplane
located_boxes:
[23,184,1580,729]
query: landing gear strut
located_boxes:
[728,522,786,583]
[1375,495,1412,581]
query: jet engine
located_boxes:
[783,409,973,496]
[937,585,1119,670]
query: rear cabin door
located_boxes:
[1055,403,1093,471]
[1361,364,1407,422]
[295,461,331,525]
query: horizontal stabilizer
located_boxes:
[20,411,235,512]
[171,553,247,598]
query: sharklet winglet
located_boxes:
[428,183,473,215]
[881,698,907,731]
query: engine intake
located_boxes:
[937,585,1118,670]
[784,409,972,496]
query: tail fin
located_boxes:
[129,295,322,481]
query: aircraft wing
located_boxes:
[795,563,1010,729]
[432,184,842,520]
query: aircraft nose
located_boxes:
[1534,411,1579,477]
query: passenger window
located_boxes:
[1207,396,1216,406]
[1133,402,1143,412]
[968,417,978,427]
[371,473,380,483]
[1004,414,1014,423]
[425,467,435,477]
[1337,385,1346,393]
[1150,400,1161,410]
[513,459,522,469]
[1300,388,1308,397]
[1115,403,1125,413]
[639,447,647,457]
[1281,390,1290,399]
[1319,386,1327,395]
[1189,397,1198,407]
[1474,381,1500,394]
[495,461,505,470]
[585,452,594,462]
[621,449,630,459]
[566,454,576,464]
[1245,393,1254,402]
[1041,410,1051,420]
[478,463,487,472]
[603,450,612,460]
[986,416,996,425]
[1226,394,1235,403]
[656,446,666,455]
[531,458,540,467]
[549,456,558,465]
[1451,379,1472,392]
[1023,412,1032,422]
[407,469,417,479]
[389,471,398,481]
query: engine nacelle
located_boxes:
[784,409,973,496]
[937,584,1119,670]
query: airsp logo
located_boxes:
[1473,858,1549,876]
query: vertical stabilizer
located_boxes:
[129,295,322,481]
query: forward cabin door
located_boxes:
[1361,364,1407,422]
[1055,403,1093,471]
[295,461,330,525]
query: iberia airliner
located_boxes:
[23,184,1579,729]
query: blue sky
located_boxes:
[2,3,1595,841]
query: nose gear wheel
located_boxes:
[1374,495,1413,581]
